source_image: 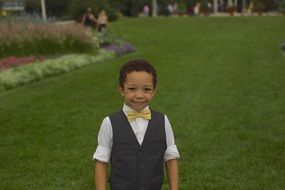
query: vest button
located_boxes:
[140,165,144,168]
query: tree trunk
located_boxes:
[41,0,47,22]
[152,0,157,17]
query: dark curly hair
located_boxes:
[119,59,157,88]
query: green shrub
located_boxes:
[94,30,124,47]
[279,0,285,13]
[0,21,98,59]
[253,0,266,12]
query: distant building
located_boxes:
[1,0,25,16]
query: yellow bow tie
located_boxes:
[127,109,151,121]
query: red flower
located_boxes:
[0,55,46,69]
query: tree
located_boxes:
[25,0,41,14]
[25,0,72,18]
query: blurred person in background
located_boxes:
[97,10,108,32]
[81,7,97,29]
[143,4,150,17]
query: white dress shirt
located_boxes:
[93,104,180,163]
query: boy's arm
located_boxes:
[95,160,108,190]
[166,159,179,190]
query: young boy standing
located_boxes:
[93,59,180,190]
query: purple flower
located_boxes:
[103,43,135,56]
[122,43,135,53]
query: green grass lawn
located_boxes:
[1,16,285,190]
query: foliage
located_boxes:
[94,30,125,47]
[24,0,41,14]
[44,0,73,18]
[93,29,135,56]
[0,50,115,91]
[0,21,98,58]
[177,2,187,14]
[24,0,119,20]
[200,0,210,13]
[118,0,147,16]
[25,0,72,18]
[278,0,285,12]
[253,0,266,12]
[0,12,51,23]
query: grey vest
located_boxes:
[109,109,167,190]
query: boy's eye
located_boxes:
[144,88,152,91]
[128,87,136,91]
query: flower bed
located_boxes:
[103,43,135,56]
[94,30,135,56]
[0,25,135,92]
[0,50,115,92]
[0,56,46,69]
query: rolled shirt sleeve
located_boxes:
[93,117,113,163]
[164,115,180,161]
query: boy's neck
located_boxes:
[123,103,149,112]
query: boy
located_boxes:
[93,59,180,190]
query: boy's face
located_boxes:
[119,71,156,112]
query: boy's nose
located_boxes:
[135,90,144,98]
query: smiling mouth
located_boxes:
[132,101,146,104]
